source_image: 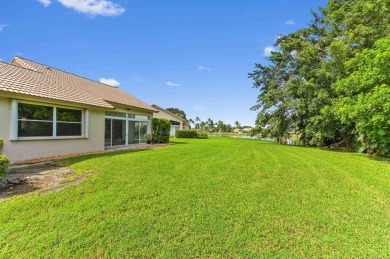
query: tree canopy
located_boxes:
[166,108,187,120]
[249,0,390,154]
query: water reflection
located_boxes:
[229,135,274,141]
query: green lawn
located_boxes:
[1,138,390,257]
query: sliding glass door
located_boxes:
[105,112,150,147]
[140,121,148,143]
[128,121,139,144]
[112,119,126,146]
[105,119,126,146]
[105,119,111,146]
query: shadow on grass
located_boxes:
[169,141,189,145]
[57,143,184,166]
[260,140,390,164]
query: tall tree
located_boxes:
[195,117,201,131]
[207,118,215,132]
[331,36,390,154]
[249,0,390,148]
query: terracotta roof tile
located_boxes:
[0,57,157,112]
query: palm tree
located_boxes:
[195,117,201,131]
[207,118,214,132]
[217,120,224,133]
[200,121,206,131]
[188,118,195,128]
[235,121,241,129]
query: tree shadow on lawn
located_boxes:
[256,140,390,164]
[57,142,188,166]
[168,141,189,144]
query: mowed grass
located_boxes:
[1,138,390,257]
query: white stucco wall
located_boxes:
[153,110,185,130]
[0,97,105,162]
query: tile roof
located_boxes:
[0,57,157,112]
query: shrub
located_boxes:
[144,134,153,144]
[152,118,171,143]
[197,132,209,139]
[176,130,198,138]
[176,130,208,139]
[0,138,10,179]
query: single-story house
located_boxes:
[151,104,190,136]
[0,57,158,162]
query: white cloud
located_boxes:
[166,81,181,87]
[0,58,3,62]
[264,46,276,57]
[37,0,52,7]
[58,0,125,16]
[285,20,295,25]
[198,66,211,72]
[100,78,120,87]
[0,24,8,32]
[37,0,125,16]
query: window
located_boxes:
[104,111,151,146]
[105,111,126,118]
[170,120,180,126]
[16,102,84,138]
[18,103,53,137]
[57,108,82,136]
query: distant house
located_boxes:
[242,127,253,133]
[151,104,190,136]
[0,57,157,162]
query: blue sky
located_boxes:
[0,0,327,126]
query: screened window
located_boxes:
[105,111,126,118]
[170,120,180,126]
[17,102,84,138]
[135,115,148,120]
[18,103,53,137]
[57,108,82,136]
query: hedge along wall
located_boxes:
[0,137,10,178]
[152,118,171,143]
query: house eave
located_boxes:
[0,90,114,111]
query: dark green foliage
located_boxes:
[176,130,198,138]
[176,130,208,139]
[152,118,170,143]
[165,108,187,119]
[196,132,208,139]
[331,36,390,155]
[249,0,390,154]
[0,138,10,178]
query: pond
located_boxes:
[229,135,302,145]
[229,135,274,141]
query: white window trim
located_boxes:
[11,99,89,141]
[104,115,152,147]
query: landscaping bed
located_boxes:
[0,162,83,198]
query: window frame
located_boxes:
[11,99,88,140]
[104,111,152,147]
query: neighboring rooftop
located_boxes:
[152,104,188,122]
[0,57,157,112]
